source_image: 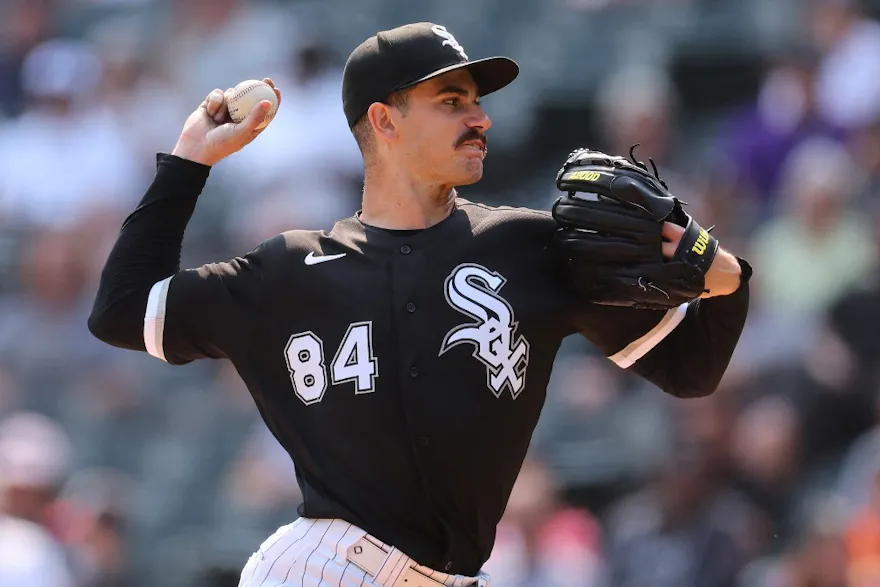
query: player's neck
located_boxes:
[359,173,457,230]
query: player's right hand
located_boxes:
[170,78,282,167]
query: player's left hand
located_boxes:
[661,222,742,298]
[551,146,743,310]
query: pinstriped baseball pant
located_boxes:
[237,518,490,587]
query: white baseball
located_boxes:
[226,79,278,130]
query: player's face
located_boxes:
[395,70,492,186]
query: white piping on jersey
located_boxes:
[608,302,689,369]
[144,276,173,362]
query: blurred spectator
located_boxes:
[0,0,53,118]
[158,0,300,103]
[844,470,880,587]
[673,391,770,556]
[54,468,132,587]
[775,502,850,587]
[848,117,880,204]
[804,262,880,475]
[749,137,875,317]
[799,323,876,465]
[0,411,74,586]
[730,395,803,548]
[594,65,678,164]
[0,412,70,526]
[84,14,191,168]
[0,516,73,587]
[717,46,844,207]
[0,38,143,232]
[534,347,672,510]
[188,566,240,587]
[0,369,22,420]
[809,0,880,130]
[0,227,115,416]
[604,439,750,587]
[218,421,301,530]
[674,392,737,478]
[836,396,880,519]
[484,457,603,587]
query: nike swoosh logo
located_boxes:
[304,252,347,266]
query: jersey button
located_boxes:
[409,366,419,378]
[419,436,430,447]
[405,302,416,313]
[444,562,453,571]
[400,244,412,255]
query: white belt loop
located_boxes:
[374,547,406,583]
[346,538,388,576]
[346,536,452,587]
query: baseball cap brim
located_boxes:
[396,56,519,97]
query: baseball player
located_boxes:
[89,22,751,587]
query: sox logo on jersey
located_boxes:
[440,263,530,399]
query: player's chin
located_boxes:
[453,168,483,186]
[453,155,485,184]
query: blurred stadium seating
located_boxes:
[2,0,880,585]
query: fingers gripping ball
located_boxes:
[551,145,720,310]
[227,80,278,130]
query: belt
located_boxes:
[346,537,459,587]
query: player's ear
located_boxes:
[367,102,398,143]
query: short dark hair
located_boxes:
[351,89,411,158]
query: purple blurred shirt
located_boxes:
[718,105,846,202]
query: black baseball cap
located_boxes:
[342,22,519,128]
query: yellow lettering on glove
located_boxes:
[567,171,602,182]
[691,229,710,255]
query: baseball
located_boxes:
[226,79,278,130]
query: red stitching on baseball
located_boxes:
[229,81,274,123]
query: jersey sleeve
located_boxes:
[88,153,279,365]
[572,302,690,367]
[571,258,752,398]
[144,239,275,364]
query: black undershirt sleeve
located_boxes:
[627,260,751,397]
[88,153,268,365]
[572,258,752,398]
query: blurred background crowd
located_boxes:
[1,0,880,585]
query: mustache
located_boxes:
[455,129,487,149]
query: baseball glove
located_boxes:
[551,145,719,310]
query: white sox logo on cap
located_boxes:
[431,25,468,61]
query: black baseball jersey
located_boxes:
[89,154,750,576]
